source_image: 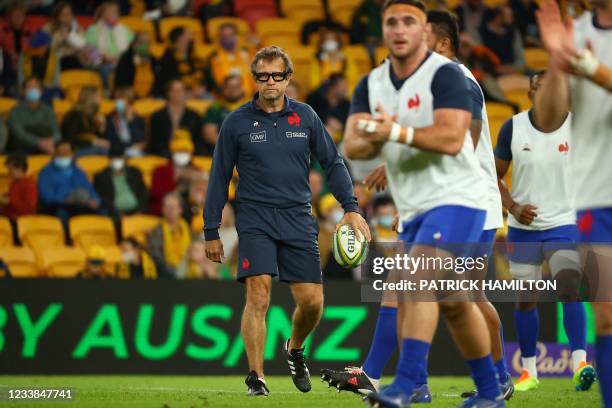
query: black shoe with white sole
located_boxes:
[245,370,269,396]
[283,339,311,392]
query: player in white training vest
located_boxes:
[534,1,612,406]
[495,71,595,393]
[342,1,504,407]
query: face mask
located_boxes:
[115,99,126,114]
[331,210,344,225]
[121,251,137,263]
[322,39,340,53]
[25,88,41,103]
[376,215,395,229]
[172,152,191,167]
[110,158,124,171]
[54,157,72,168]
[220,37,236,51]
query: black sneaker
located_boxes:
[320,366,377,395]
[283,339,311,392]
[245,370,269,396]
[460,376,514,401]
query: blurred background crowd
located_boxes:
[0,0,590,280]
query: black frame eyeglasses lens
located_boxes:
[254,72,289,82]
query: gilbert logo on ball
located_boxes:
[332,224,368,268]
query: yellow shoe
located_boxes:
[515,370,539,391]
[573,362,596,391]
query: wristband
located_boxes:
[389,122,401,142]
[405,126,414,145]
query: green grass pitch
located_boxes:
[0,375,600,407]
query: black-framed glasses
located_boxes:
[254,71,290,82]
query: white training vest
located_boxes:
[459,63,504,230]
[368,54,487,223]
[570,11,612,210]
[508,111,575,230]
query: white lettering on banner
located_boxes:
[286,132,308,138]
[511,343,571,375]
[250,131,267,142]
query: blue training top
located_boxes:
[203,94,359,241]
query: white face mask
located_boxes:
[110,158,125,171]
[172,152,191,167]
[121,251,138,263]
[322,39,340,53]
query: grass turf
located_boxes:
[0,375,600,407]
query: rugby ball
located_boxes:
[332,224,368,268]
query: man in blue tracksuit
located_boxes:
[203,46,370,396]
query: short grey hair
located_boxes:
[250,46,294,76]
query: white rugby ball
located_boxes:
[332,224,368,268]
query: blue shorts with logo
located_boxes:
[577,208,612,243]
[235,202,322,283]
[398,205,486,257]
[476,228,497,258]
[507,224,577,264]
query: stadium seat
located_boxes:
[127,156,168,188]
[122,214,161,244]
[70,215,117,250]
[280,0,323,15]
[505,89,532,111]
[235,2,278,30]
[132,98,166,118]
[262,35,302,49]
[119,16,155,38]
[234,0,277,15]
[328,0,361,27]
[344,45,372,77]
[206,17,250,43]
[42,246,86,278]
[52,99,73,122]
[100,99,116,115]
[286,7,325,26]
[17,215,65,264]
[192,156,213,172]
[524,48,550,70]
[282,45,315,92]
[26,155,51,179]
[0,217,13,247]
[76,156,109,182]
[0,157,8,195]
[486,103,515,122]
[75,15,94,29]
[0,97,17,119]
[186,99,213,116]
[193,43,216,60]
[0,246,39,277]
[160,17,204,43]
[59,70,103,102]
[256,18,301,45]
[375,47,389,65]
[150,42,166,59]
[497,74,530,93]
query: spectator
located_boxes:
[0,116,7,152]
[176,241,221,279]
[148,80,201,157]
[155,26,206,98]
[371,195,397,242]
[0,2,34,72]
[200,74,245,156]
[114,31,158,98]
[510,0,541,47]
[39,2,87,71]
[77,245,114,278]
[85,0,134,88]
[116,237,158,278]
[0,152,37,220]
[207,23,254,97]
[38,139,100,225]
[93,144,148,221]
[309,29,359,91]
[61,85,110,156]
[149,134,199,215]
[480,6,525,73]
[187,172,209,232]
[7,76,60,154]
[147,192,192,278]
[0,48,16,96]
[306,73,350,143]
[105,87,145,156]
[350,0,383,49]
[454,0,492,43]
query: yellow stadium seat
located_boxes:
[59,69,103,92]
[0,217,13,247]
[26,155,51,179]
[192,156,213,172]
[159,17,204,42]
[280,0,323,15]
[263,35,302,49]
[256,18,301,45]
[505,89,532,111]
[119,16,155,37]
[0,157,9,195]
[194,43,216,60]
[17,215,65,262]
[0,97,17,119]
[100,99,115,115]
[76,155,109,182]
[42,246,86,278]
[53,98,73,121]
[344,45,372,77]
[375,47,389,65]
[524,48,549,70]
[206,17,250,42]
[150,42,166,59]
[286,45,315,92]
[328,0,361,27]
[186,99,213,116]
[0,246,39,277]
[484,0,507,6]
[122,214,161,244]
[127,155,168,188]
[497,74,530,93]
[286,7,325,25]
[132,98,166,118]
[486,102,515,122]
[70,215,117,250]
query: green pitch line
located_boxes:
[0,375,601,407]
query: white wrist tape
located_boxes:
[365,120,377,133]
[405,126,414,145]
[357,119,368,130]
[571,49,599,77]
[389,122,401,142]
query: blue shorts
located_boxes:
[235,202,322,283]
[507,224,577,264]
[475,228,497,258]
[398,205,486,257]
[577,208,612,243]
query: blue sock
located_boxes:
[393,339,430,395]
[514,308,539,358]
[563,302,587,351]
[597,336,612,408]
[467,355,500,401]
[495,327,510,383]
[416,364,428,386]
[362,306,397,379]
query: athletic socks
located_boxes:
[362,306,397,380]
[597,336,612,408]
[467,355,501,401]
[515,308,540,376]
[495,327,510,383]
[393,339,430,396]
[562,302,588,370]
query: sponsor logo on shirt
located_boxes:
[522,143,532,151]
[286,131,308,138]
[249,131,267,142]
[242,258,250,270]
[408,93,420,110]
[253,121,260,127]
[558,141,569,153]
[288,112,301,127]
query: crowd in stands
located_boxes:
[0,0,575,280]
